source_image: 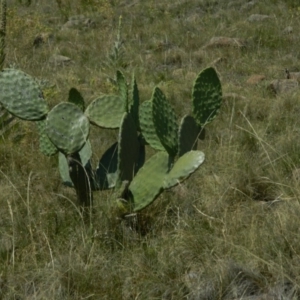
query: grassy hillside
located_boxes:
[1,0,300,299]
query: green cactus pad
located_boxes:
[152,87,178,157]
[46,102,89,155]
[178,115,199,157]
[58,152,73,187]
[85,94,124,129]
[36,119,58,156]
[139,100,164,151]
[118,112,139,183]
[0,68,48,120]
[95,142,119,190]
[163,150,205,189]
[128,74,140,129]
[129,151,170,212]
[59,140,92,187]
[136,134,146,173]
[192,67,222,126]
[116,70,128,111]
[68,87,85,111]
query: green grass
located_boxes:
[1,0,300,298]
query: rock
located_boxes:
[203,36,246,49]
[246,75,266,85]
[61,14,95,30]
[283,26,293,34]
[248,14,271,22]
[33,32,54,47]
[49,54,72,66]
[240,1,257,11]
[268,79,299,94]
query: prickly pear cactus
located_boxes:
[46,102,89,155]
[58,140,92,187]
[85,94,124,129]
[117,112,139,183]
[178,115,199,157]
[129,151,170,212]
[128,74,140,129]
[192,67,222,126]
[36,119,58,156]
[116,70,128,112]
[0,69,48,120]
[139,100,164,151]
[152,87,178,157]
[95,142,119,190]
[163,150,205,189]
[68,87,85,111]
[94,113,144,191]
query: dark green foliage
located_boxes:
[46,102,89,155]
[117,112,139,184]
[0,69,48,120]
[178,115,199,157]
[68,87,85,111]
[163,150,205,189]
[85,94,125,128]
[192,67,222,127]
[36,118,58,156]
[139,100,165,151]
[129,151,169,212]
[116,70,128,112]
[58,140,93,187]
[152,87,179,158]
[128,74,140,129]
[95,142,119,190]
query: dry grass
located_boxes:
[1,0,300,299]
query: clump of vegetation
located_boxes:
[1,0,300,298]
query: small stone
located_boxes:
[49,54,72,66]
[246,75,266,85]
[248,14,270,22]
[203,36,246,49]
[283,26,293,34]
[240,1,256,11]
[61,15,95,30]
[268,79,299,94]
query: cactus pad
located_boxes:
[85,95,124,128]
[0,68,48,120]
[129,151,169,212]
[128,74,140,129]
[95,142,119,190]
[46,102,89,155]
[118,112,139,183]
[68,87,85,111]
[36,119,58,156]
[152,87,178,157]
[139,100,164,151]
[116,70,128,112]
[192,67,222,126]
[59,140,92,187]
[178,115,199,157]
[163,150,205,189]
